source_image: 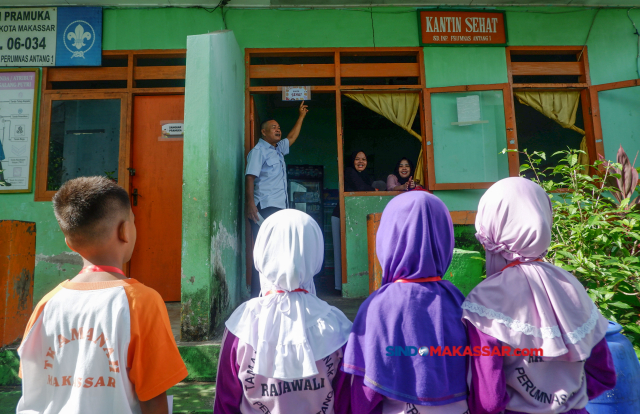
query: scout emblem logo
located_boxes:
[64,20,96,59]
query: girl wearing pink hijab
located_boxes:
[462,177,616,414]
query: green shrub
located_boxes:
[509,146,640,357]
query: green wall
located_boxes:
[181,31,245,340]
[344,195,395,297]
[598,86,640,160]
[0,70,84,304]
[3,5,640,310]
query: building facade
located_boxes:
[1,3,639,341]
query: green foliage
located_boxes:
[513,147,640,357]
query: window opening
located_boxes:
[102,57,128,67]
[136,57,186,66]
[514,95,585,182]
[135,79,186,88]
[509,54,578,62]
[342,96,423,191]
[50,80,127,90]
[47,99,121,191]
[341,77,420,86]
[250,78,335,87]
[340,55,417,64]
[250,55,334,65]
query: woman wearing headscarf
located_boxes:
[462,177,616,414]
[386,157,422,191]
[343,191,469,414]
[344,150,374,192]
[332,150,383,292]
[214,210,353,414]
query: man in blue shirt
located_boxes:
[246,101,308,297]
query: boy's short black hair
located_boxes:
[53,176,131,244]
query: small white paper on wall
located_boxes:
[456,95,481,126]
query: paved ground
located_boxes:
[0,382,216,414]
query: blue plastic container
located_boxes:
[586,321,640,414]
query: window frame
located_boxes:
[424,82,518,190]
[589,78,640,160]
[34,49,186,202]
[35,92,129,201]
[505,46,599,175]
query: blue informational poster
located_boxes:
[55,7,102,67]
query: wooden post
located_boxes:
[0,220,36,347]
[367,213,383,294]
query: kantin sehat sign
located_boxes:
[418,10,507,46]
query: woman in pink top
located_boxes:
[214,209,353,414]
[462,177,616,414]
[386,157,423,191]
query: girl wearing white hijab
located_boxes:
[214,209,353,414]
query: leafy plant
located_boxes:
[599,145,640,211]
[507,147,640,357]
[104,171,117,181]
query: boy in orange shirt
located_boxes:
[17,176,188,414]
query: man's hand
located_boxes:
[246,201,260,223]
[299,100,309,118]
[245,175,259,223]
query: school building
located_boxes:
[1,1,639,345]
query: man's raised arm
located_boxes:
[286,101,309,146]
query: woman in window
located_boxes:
[386,157,421,191]
[344,150,385,192]
[343,191,469,414]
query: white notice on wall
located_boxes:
[0,71,37,192]
[456,95,481,126]
[282,86,310,101]
[0,8,58,67]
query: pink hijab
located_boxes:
[462,177,608,361]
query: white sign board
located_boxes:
[0,8,58,67]
[0,70,37,192]
[282,86,310,101]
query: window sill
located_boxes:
[344,191,404,197]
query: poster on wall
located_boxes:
[418,10,507,46]
[0,7,102,67]
[0,69,38,192]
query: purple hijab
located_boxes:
[462,177,608,361]
[342,192,468,406]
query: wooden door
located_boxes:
[130,95,184,301]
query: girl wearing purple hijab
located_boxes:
[343,191,470,414]
[462,177,616,414]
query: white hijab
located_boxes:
[225,209,352,380]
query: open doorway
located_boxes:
[251,92,340,297]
